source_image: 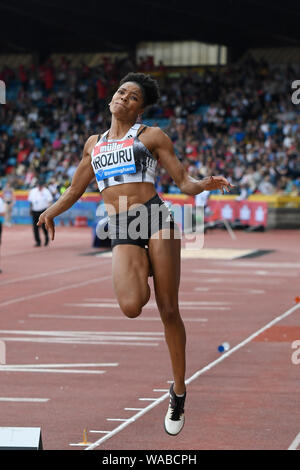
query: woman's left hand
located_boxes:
[201,176,235,194]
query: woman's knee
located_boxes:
[119,299,142,319]
[119,287,150,319]
[120,302,142,318]
[159,305,181,325]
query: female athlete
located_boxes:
[38,72,233,436]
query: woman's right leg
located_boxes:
[112,244,151,318]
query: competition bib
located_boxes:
[91,138,136,181]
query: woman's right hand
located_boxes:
[37,211,55,241]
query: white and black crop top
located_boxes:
[91,123,158,193]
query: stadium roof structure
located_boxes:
[1,0,300,57]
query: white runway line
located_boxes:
[124,408,143,411]
[0,261,109,287]
[194,286,265,295]
[66,302,127,308]
[0,367,106,374]
[191,268,297,277]
[89,430,110,434]
[184,302,300,385]
[0,329,164,337]
[225,261,300,269]
[138,398,157,401]
[64,300,230,312]
[69,443,92,447]
[288,432,300,450]
[107,418,130,422]
[0,275,112,308]
[0,337,159,347]
[84,298,118,302]
[29,314,209,322]
[200,277,280,285]
[66,300,231,308]
[0,362,118,375]
[0,397,49,402]
[199,269,296,278]
[0,329,163,347]
[85,302,300,451]
[0,363,118,368]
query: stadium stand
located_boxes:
[1,54,300,200]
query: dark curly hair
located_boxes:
[119,72,160,107]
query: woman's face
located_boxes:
[110,82,144,120]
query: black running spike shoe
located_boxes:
[164,383,186,436]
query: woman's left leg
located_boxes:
[148,230,186,396]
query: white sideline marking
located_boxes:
[29,314,209,322]
[288,432,300,450]
[89,430,110,434]
[107,418,130,422]
[0,330,163,347]
[0,367,106,374]
[0,397,49,402]
[0,329,164,337]
[0,338,159,347]
[138,398,157,401]
[85,302,300,450]
[194,287,265,295]
[201,277,280,285]
[124,408,143,411]
[192,268,297,277]
[64,301,230,312]
[69,443,92,447]
[0,261,109,286]
[66,300,231,308]
[0,276,112,308]
[0,363,118,368]
[0,362,118,374]
[226,261,300,269]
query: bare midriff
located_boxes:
[101,182,157,215]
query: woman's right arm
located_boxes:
[37,135,97,240]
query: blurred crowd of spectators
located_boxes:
[1,54,300,200]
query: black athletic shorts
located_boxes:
[107,194,176,249]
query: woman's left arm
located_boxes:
[152,127,234,195]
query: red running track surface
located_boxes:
[0,225,299,450]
